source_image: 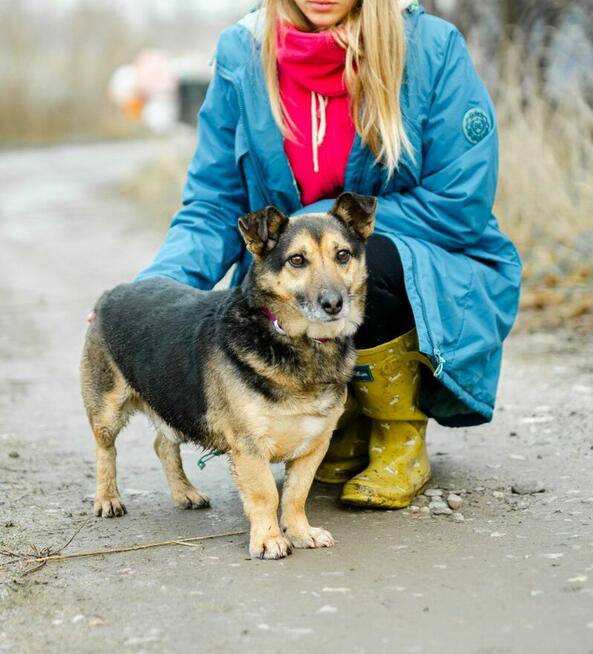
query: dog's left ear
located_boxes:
[238,206,289,258]
[329,192,376,242]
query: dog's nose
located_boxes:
[319,290,343,316]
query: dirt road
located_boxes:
[1,139,592,654]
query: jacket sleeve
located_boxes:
[135,56,248,288]
[295,29,498,252]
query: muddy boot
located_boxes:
[315,392,370,484]
[341,329,432,509]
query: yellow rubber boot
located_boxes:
[341,329,432,509]
[315,393,370,484]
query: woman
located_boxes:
[136,0,522,508]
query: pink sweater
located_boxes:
[277,23,355,206]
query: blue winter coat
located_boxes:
[136,4,522,427]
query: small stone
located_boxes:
[88,616,106,627]
[424,488,443,498]
[429,500,452,515]
[8,451,19,458]
[4,521,14,528]
[419,507,430,514]
[409,505,420,513]
[493,491,505,499]
[317,605,338,614]
[511,481,545,495]
[452,512,465,522]
[447,493,463,510]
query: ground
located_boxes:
[0,139,592,654]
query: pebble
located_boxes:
[419,507,430,514]
[4,521,14,528]
[566,575,587,584]
[424,488,443,498]
[511,481,545,495]
[429,500,453,515]
[8,451,19,458]
[317,605,338,614]
[88,616,106,627]
[451,512,465,522]
[447,493,463,510]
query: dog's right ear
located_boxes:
[238,206,289,258]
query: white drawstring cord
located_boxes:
[310,91,328,173]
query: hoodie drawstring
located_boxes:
[311,91,328,173]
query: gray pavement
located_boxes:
[0,139,592,654]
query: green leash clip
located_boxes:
[197,448,224,470]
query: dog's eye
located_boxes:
[336,249,351,264]
[288,254,306,268]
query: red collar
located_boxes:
[262,307,331,344]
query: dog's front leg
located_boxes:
[281,432,335,549]
[230,447,291,560]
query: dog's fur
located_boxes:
[80,192,376,559]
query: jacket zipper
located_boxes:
[286,159,303,210]
[407,245,446,378]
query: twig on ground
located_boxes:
[0,528,246,575]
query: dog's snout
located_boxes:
[319,289,343,316]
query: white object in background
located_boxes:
[142,95,179,133]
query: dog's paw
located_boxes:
[94,496,127,518]
[250,535,293,560]
[172,486,210,510]
[286,526,335,549]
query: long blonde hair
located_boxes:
[261,0,412,176]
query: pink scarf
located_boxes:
[277,22,356,206]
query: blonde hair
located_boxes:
[261,0,412,176]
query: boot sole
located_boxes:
[314,458,368,485]
[340,479,430,510]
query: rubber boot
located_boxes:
[315,393,371,484]
[341,329,432,509]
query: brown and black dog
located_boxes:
[80,192,376,559]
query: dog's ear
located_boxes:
[329,192,376,242]
[238,206,289,258]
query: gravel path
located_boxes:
[1,139,592,654]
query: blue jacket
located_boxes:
[136,5,522,427]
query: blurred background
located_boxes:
[1,0,592,331]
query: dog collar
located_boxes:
[262,307,331,344]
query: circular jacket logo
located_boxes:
[463,108,491,145]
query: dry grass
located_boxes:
[494,44,593,331]
[0,2,244,147]
[0,1,148,146]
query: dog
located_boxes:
[80,192,376,559]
